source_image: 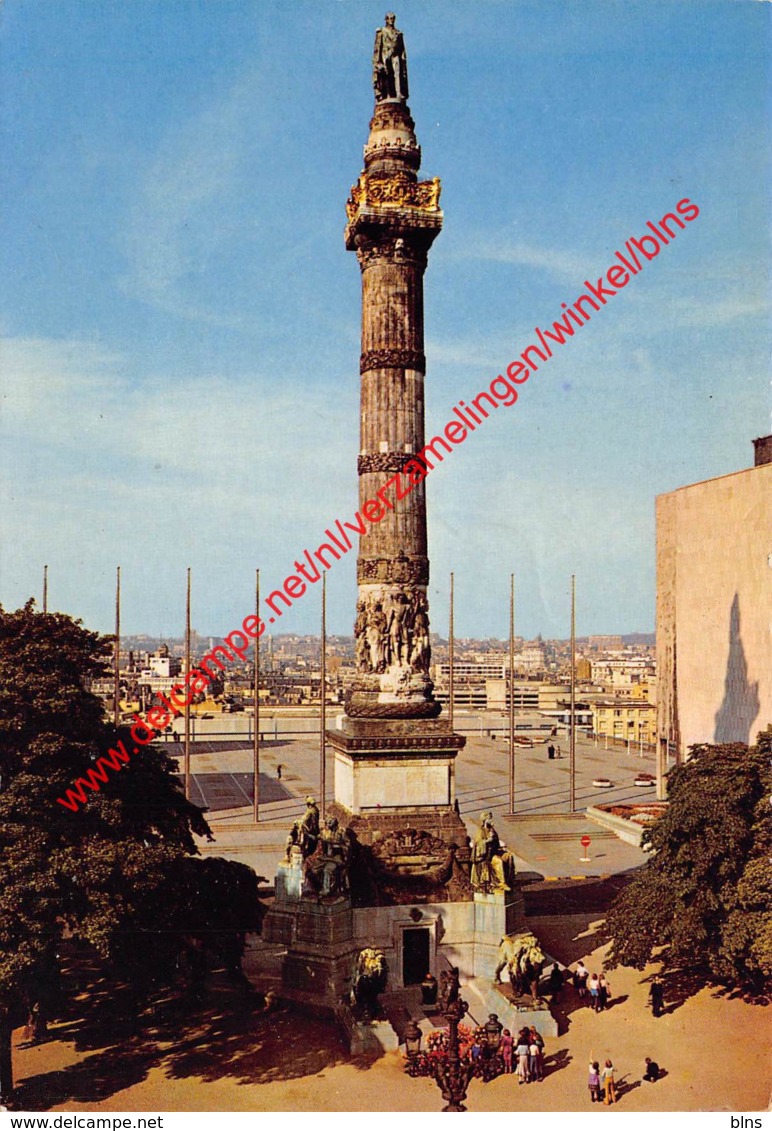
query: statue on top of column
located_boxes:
[372,13,409,102]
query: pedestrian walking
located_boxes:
[644,1057,660,1082]
[500,1029,513,1074]
[548,963,564,1002]
[601,1059,617,1104]
[598,973,610,1011]
[587,973,600,1011]
[556,744,562,758]
[588,1060,602,1103]
[649,976,664,1017]
[515,1035,530,1084]
[548,743,555,760]
[276,763,282,780]
[574,961,589,999]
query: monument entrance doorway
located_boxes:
[402,927,431,985]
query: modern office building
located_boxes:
[655,438,772,795]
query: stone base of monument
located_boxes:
[463,979,558,1038]
[348,888,525,989]
[280,898,359,1004]
[262,858,303,946]
[471,890,527,979]
[326,718,467,848]
[262,861,362,1019]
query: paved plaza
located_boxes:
[179,718,656,880]
[13,915,769,1112]
[11,721,769,1114]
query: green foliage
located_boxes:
[605,730,772,990]
[0,601,262,1013]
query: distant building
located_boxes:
[588,635,624,651]
[136,646,182,694]
[485,680,570,713]
[433,660,506,682]
[576,658,593,681]
[590,655,655,686]
[656,439,772,793]
[591,699,656,746]
[146,645,181,679]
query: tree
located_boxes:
[0,602,261,1105]
[605,730,772,992]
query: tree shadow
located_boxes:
[16,955,375,1111]
[646,966,716,1016]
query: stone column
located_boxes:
[344,98,443,722]
[327,79,467,849]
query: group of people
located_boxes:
[500,1026,545,1084]
[587,1059,616,1104]
[572,962,612,1011]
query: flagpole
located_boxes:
[320,572,327,818]
[253,569,260,823]
[114,566,121,727]
[185,568,191,801]
[42,564,48,614]
[569,574,576,813]
[509,573,515,816]
[448,572,455,732]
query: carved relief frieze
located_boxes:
[357,451,413,475]
[330,733,463,752]
[357,556,428,585]
[360,348,425,375]
[364,140,421,170]
[369,105,416,133]
[353,235,428,270]
[346,174,442,222]
[352,586,432,675]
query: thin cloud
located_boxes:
[118,71,272,325]
[449,237,589,284]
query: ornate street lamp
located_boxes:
[484,1013,503,1055]
[404,968,503,1112]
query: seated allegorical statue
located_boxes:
[304,815,351,900]
[286,795,320,861]
[469,810,517,893]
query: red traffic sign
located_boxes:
[580,835,592,849]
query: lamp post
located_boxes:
[404,969,503,1112]
[483,1013,503,1057]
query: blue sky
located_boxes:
[1,0,769,640]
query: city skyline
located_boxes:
[2,1,769,640]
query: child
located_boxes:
[588,1060,601,1102]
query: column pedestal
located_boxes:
[327,717,467,846]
